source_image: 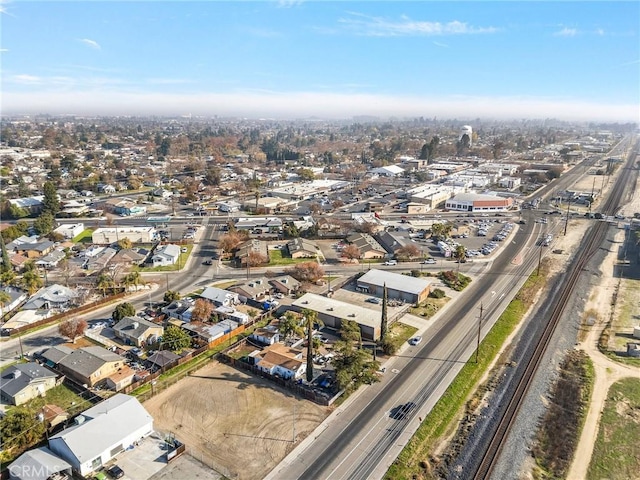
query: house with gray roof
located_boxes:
[22,284,78,311]
[269,275,301,295]
[48,394,153,476]
[0,286,28,318]
[229,277,270,301]
[346,233,387,259]
[8,447,72,480]
[151,244,180,267]
[54,346,125,387]
[375,231,412,255]
[34,249,66,269]
[199,286,239,307]
[0,362,58,406]
[286,238,320,259]
[113,316,163,347]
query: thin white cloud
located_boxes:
[146,78,195,85]
[338,12,498,37]
[554,27,578,37]
[433,41,449,48]
[0,0,16,18]
[12,74,42,85]
[79,38,101,49]
[0,48,9,53]
[595,28,605,36]
[276,0,304,8]
[3,89,637,123]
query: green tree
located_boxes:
[381,283,388,341]
[332,341,380,390]
[278,312,304,341]
[164,290,181,303]
[302,309,321,382]
[340,319,362,348]
[162,325,191,352]
[454,245,467,274]
[33,212,55,236]
[117,237,133,250]
[96,273,114,297]
[0,406,46,454]
[21,270,43,294]
[112,302,136,322]
[42,181,61,215]
[0,290,11,309]
[0,234,11,273]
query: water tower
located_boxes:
[460,125,473,147]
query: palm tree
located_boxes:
[96,273,113,298]
[302,309,323,382]
[278,312,304,342]
[21,270,43,295]
[0,291,11,315]
[454,245,467,274]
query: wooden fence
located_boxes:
[7,292,127,337]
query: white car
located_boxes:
[409,336,423,346]
[384,260,398,266]
[421,258,436,264]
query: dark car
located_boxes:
[392,402,417,420]
[203,259,213,265]
[107,465,124,479]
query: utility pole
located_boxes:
[589,176,596,215]
[563,197,572,236]
[292,404,296,443]
[475,303,483,364]
[537,241,544,276]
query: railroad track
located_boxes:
[472,137,639,480]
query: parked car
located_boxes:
[383,260,398,266]
[409,336,422,346]
[421,258,436,264]
[107,465,125,479]
[366,297,381,304]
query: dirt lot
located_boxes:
[143,361,331,480]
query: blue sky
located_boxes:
[2,1,639,121]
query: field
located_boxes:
[587,378,640,480]
[143,361,331,480]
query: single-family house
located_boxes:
[54,346,126,387]
[151,244,180,267]
[110,248,147,266]
[22,284,78,311]
[8,447,72,480]
[346,233,387,259]
[113,316,163,347]
[235,239,269,266]
[48,394,154,476]
[0,287,28,318]
[199,286,239,307]
[182,319,238,344]
[269,275,301,295]
[13,239,55,259]
[162,298,194,322]
[0,362,58,406]
[229,278,270,301]
[35,249,66,269]
[286,238,320,259]
[249,344,306,380]
[250,325,280,345]
[53,223,85,240]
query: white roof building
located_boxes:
[48,394,153,476]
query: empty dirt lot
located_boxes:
[144,361,331,480]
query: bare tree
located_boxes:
[191,298,214,323]
[58,318,88,344]
[341,244,361,261]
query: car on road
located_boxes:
[203,259,213,265]
[421,258,436,264]
[392,402,417,420]
[107,465,125,479]
[409,336,422,346]
[383,260,398,266]
[366,297,381,304]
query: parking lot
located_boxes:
[102,433,168,480]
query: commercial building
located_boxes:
[92,226,158,245]
[445,193,514,213]
[291,293,381,340]
[357,269,431,304]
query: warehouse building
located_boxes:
[357,269,431,304]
